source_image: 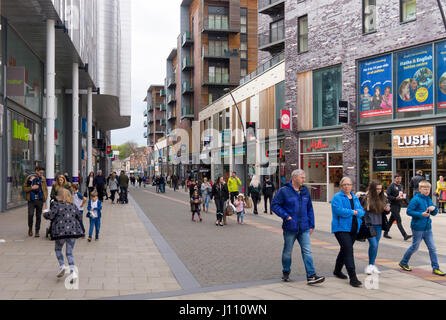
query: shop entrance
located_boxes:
[395,158,433,201]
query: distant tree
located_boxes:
[118,141,138,159]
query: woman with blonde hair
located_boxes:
[248,175,262,215]
[44,188,84,279]
[50,174,69,201]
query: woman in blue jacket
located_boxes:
[331,177,365,287]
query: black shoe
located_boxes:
[282,272,290,282]
[383,233,392,239]
[307,274,325,285]
[404,235,413,241]
[350,278,362,287]
[264,211,267,214]
[333,270,348,279]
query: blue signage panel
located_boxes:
[436,41,446,109]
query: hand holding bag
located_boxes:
[357,212,377,241]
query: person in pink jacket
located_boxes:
[234,194,247,225]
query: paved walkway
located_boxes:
[2,186,446,300]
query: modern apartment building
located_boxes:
[144,85,166,148]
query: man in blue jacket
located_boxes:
[399,180,446,276]
[272,169,325,285]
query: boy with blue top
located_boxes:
[87,191,103,242]
[399,180,446,276]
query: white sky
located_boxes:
[111,0,182,146]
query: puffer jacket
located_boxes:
[44,202,84,240]
[331,191,365,233]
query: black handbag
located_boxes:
[357,212,377,241]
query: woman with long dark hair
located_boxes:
[364,180,391,275]
[211,175,229,226]
[86,172,95,199]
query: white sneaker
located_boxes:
[372,265,381,274]
[365,264,373,275]
[57,265,66,278]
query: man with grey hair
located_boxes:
[271,169,325,285]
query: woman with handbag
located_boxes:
[211,176,229,226]
[436,176,446,214]
[248,175,262,215]
[362,180,391,275]
[331,177,365,287]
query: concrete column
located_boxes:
[72,63,79,183]
[87,87,93,175]
[45,19,56,209]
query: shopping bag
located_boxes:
[246,197,253,208]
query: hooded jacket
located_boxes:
[407,193,438,231]
[271,182,315,233]
[331,191,365,233]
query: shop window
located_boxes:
[438,126,446,180]
[359,131,392,192]
[313,65,342,128]
[400,0,416,23]
[363,0,376,34]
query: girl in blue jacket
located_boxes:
[331,177,365,287]
[87,191,103,242]
[399,181,445,276]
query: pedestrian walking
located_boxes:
[409,170,425,200]
[331,177,365,287]
[362,180,391,275]
[436,176,446,213]
[70,183,87,236]
[172,174,179,192]
[86,191,103,242]
[399,181,446,276]
[137,176,142,188]
[108,172,119,204]
[50,174,69,201]
[201,177,212,213]
[22,166,48,237]
[211,176,229,226]
[384,174,412,240]
[234,194,247,225]
[86,171,95,199]
[159,175,166,193]
[271,169,325,285]
[142,175,147,188]
[93,170,106,202]
[248,175,262,215]
[44,188,84,280]
[262,176,275,214]
[190,190,203,222]
[118,170,129,203]
[228,172,242,204]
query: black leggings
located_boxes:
[215,199,226,222]
[386,207,407,237]
[334,232,358,279]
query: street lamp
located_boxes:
[224,88,248,195]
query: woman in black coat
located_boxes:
[211,175,229,226]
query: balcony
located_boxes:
[144,132,148,139]
[143,109,148,117]
[181,106,194,120]
[148,114,153,123]
[181,31,194,47]
[240,51,284,85]
[202,73,238,87]
[258,27,285,53]
[148,103,153,111]
[182,56,194,71]
[158,104,166,111]
[143,120,148,128]
[167,94,176,104]
[202,17,238,34]
[167,77,176,88]
[160,89,166,97]
[160,118,167,126]
[168,110,177,120]
[258,0,285,15]
[182,81,194,94]
[202,45,239,59]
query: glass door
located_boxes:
[395,157,433,203]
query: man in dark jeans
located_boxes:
[94,170,107,201]
[118,170,129,203]
[262,176,276,214]
[409,170,425,200]
[22,166,48,237]
[384,174,412,241]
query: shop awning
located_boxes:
[93,95,130,131]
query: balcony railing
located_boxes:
[158,104,166,111]
[182,56,194,70]
[258,26,285,49]
[148,103,153,111]
[182,81,194,94]
[202,73,232,86]
[144,132,148,138]
[148,114,153,123]
[168,110,177,120]
[240,51,284,85]
[167,77,176,88]
[167,94,176,104]
[143,109,147,117]
[160,89,166,96]
[181,31,194,47]
[202,45,239,59]
[258,0,285,14]
[202,17,237,33]
[181,106,194,119]
[160,118,166,126]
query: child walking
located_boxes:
[70,183,87,237]
[399,181,446,276]
[190,190,202,222]
[234,194,247,225]
[87,191,103,242]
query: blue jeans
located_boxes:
[204,194,211,211]
[89,217,101,239]
[55,238,76,267]
[401,229,439,270]
[367,225,382,265]
[237,210,244,223]
[282,230,316,277]
[160,184,165,193]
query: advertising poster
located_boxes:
[359,54,393,118]
[396,45,434,112]
[436,41,446,109]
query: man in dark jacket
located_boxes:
[262,176,276,214]
[93,170,106,201]
[384,174,412,241]
[409,170,425,199]
[271,169,325,285]
[118,171,130,203]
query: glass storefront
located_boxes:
[300,136,343,202]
